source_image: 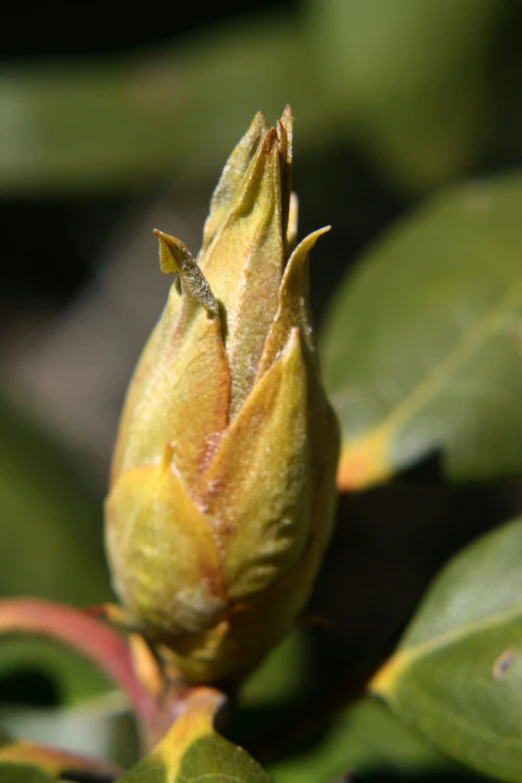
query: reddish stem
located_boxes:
[0,598,154,721]
[0,598,225,751]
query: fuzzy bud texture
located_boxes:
[105,108,340,682]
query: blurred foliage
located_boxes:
[234,628,463,783]
[0,766,54,783]
[0,397,112,719]
[233,631,462,782]
[310,0,508,189]
[239,630,307,709]
[267,698,456,783]
[0,639,109,706]
[0,0,518,193]
[0,730,122,781]
[0,395,109,604]
[322,174,522,489]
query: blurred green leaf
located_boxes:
[0,395,109,604]
[309,0,507,190]
[0,397,112,707]
[372,515,522,782]
[0,17,326,193]
[0,698,135,772]
[240,630,306,709]
[267,697,455,783]
[0,0,510,193]
[0,737,119,781]
[118,689,270,783]
[0,638,109,706]
[0,765,54,783]
[229,630,308,759]
[322,174,522,489]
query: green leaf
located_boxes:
[0,739,119,781]
[322,174,522,489]
[0,397,112,707]
[0,395,109,605]
[0,19,327,194]
[0,598,161,737]
[121,733,272,783]
[176,734,271,783]
[118,689,271,783]
[308,0,506,191]
[371,515,522,782]
[228,630,308,758]
[0,2,510,195]
[267,697,455,783]
[0,638,109,706]
[239,629,306,709]
[0,765,54,783]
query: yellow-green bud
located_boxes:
[105,107,340,683]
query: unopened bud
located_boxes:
[105,107,340,682]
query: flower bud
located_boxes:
[105,107,340,682]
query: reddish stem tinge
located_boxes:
[0,598,154,721]
[0,598,225,751]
